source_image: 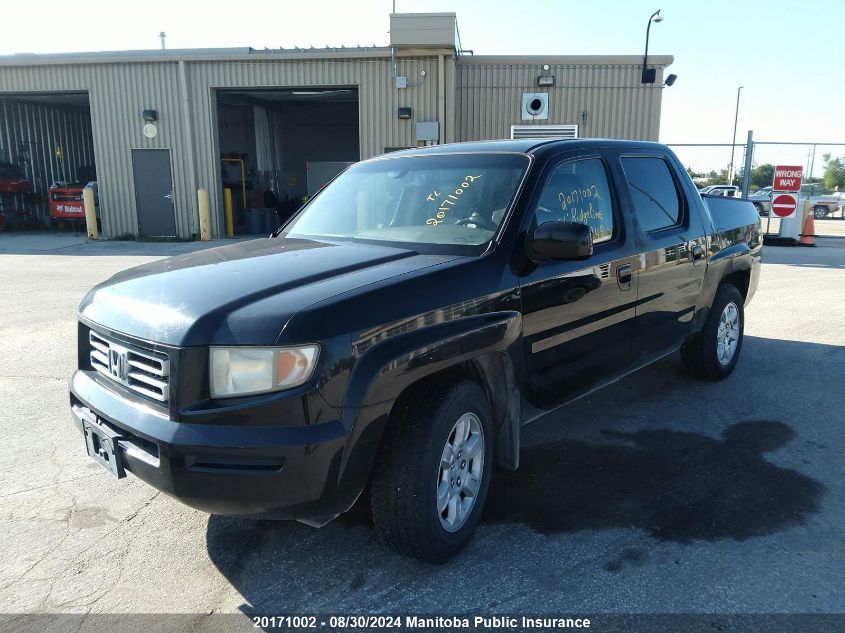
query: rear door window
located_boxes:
[621,156,683,233]
[533,157,615,244]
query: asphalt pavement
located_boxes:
[0,233,843,620]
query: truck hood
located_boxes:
[79,237,459,346]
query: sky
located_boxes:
[2,0,843,176]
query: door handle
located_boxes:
[163,192,173,200]
[616,264,632,291]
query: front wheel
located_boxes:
[370,379,493,563]
[681,284,745,381]
[814,207,827,219]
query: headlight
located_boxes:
[210,345,319,398]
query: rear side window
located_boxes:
[621,156,683,233]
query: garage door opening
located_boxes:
[0,92,97,234]
[215,87,359,235]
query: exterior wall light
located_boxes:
[538,64,554,87]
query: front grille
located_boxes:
[89,330,170,403]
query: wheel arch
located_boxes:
[693,244,755,334]
[333,312,523,515]
[721,268,751,302]
[435,352,521,471]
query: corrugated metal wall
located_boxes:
[186,55,444,236]
[0,51,668,239]
[0,98,95,220]
[0,53,446,238]
[0,62,190,237]
[456,60,667,142]
[87,63,189,238]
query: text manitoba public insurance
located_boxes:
[405,616,591,628]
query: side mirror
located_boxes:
[529,221,593,261]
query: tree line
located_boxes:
[688,154,845,192]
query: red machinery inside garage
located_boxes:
[0,92,97,233]
[0,160,34,231]
[49,185,85,219]
[47,169,98,227]
[0,161,32,194]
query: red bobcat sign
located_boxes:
[773,166,803,193]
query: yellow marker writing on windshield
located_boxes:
[427,175,483,227]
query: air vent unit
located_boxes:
[510,124,579,139]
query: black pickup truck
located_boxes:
[70,139,762,562]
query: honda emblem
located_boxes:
[109,345,128,382]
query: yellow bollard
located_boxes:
[197,188,211,241]
[83,187,98,240]
[223,187,234,237]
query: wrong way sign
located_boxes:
[773,165,803,193]
[771,193,798,218]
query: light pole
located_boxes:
[642,10,664,83]
[728,86,743,185]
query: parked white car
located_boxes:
[811,192,845,219]
[699,185,739,197]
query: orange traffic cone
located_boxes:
[799,209,816,246]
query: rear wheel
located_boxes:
[682,284,744,381]
[814,207,827,219]
[370,379,493,563]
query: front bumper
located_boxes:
[70,369,353,522]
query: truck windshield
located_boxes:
[285,153,529,251]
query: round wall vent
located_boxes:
[522,93,549,120]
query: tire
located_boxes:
[370,378,493,563]
[814,207,826,219]
[681,284,744,381]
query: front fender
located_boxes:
[330,311,522,511]
[347,311,521,409]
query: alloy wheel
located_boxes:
[436,412,485,532]
[716,301,740,366]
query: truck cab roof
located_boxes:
[380,138,669,159]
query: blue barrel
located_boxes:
[244,208,264,234]
[264,208,278,233]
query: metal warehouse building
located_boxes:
[0,13,672,240]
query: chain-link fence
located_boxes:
[667,138,845,238]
